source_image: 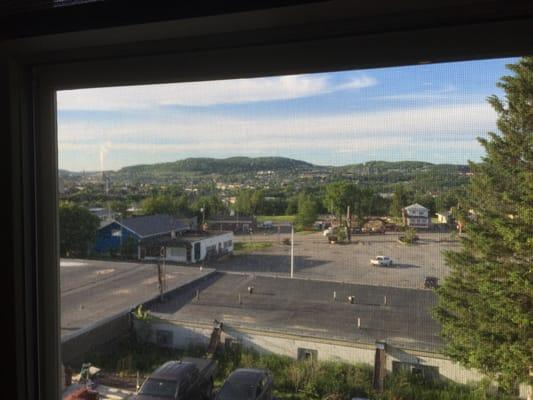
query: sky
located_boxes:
[57,57,518,172]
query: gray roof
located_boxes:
[118,214,190,238]
[404,203,428,211]
[148,273,442,353]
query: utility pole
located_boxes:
[347,205,352,242]
[158,246,167,302]
[290,223,294,279]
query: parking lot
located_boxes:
[214,230,459,289]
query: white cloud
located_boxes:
[58,102,496,171]
[57,74,377,110]
[58,102,496,143]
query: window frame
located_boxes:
[4,11,533,400]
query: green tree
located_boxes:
[295,193,319,230]
[434,57,533,394]
[389,185,412,217]
[285,195,299,215]
[323,182,358,219]
[142,194,190,216]
[110,200,129,217]
[191,195,226,220]
[59,202,100,257]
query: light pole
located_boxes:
[290,223,294,279]
[200,207,205,227]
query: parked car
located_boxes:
[215,369,273,400]
[424,276,439,289]
[262,221,273,229]
[370,256,393,266]
[133,358,217,400]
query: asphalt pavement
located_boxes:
[60,258,212,336]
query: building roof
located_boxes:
[141,230,233,246]
[404,203,428,211]
[114,214,190,238]
[149,274,442,353]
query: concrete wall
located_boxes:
[145,320,488,387]
[61,310,131,366]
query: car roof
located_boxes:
[149,361,196,381]
[227,368,268,385]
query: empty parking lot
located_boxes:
[214,231,459,288]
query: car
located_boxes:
[370,256,393,266]
[262,221,273,229]
[133,358,216,400]
[215,368,273,400]
[424,276,439,289]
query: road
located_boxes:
[60,259,211,336]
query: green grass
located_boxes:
[257,215,296,223]
[234,241,273,252]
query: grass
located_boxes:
[257,215,296,223]
[83,337,515,400]
[233,241,273,252]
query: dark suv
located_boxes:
[134,358,216,400]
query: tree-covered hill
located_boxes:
[60,157,470,192]
[112,156,317,182]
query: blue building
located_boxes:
[93,214,194,257]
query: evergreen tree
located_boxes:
[434,57,533,394]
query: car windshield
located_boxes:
[139,378,177,397]
[217,380,257,400]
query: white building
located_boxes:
[140,231,234,263]
[402,203,430,228]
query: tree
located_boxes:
[323,182,358,219]
[389,185,412,217]
[434,57,533,395]
[142,194,190,216]
[295,193,319,230]
[191,195,226,219]
[59,202,100,257]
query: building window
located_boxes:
[156,329,173,347]
[297,348,318,361]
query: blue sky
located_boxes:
[57,57,517,172]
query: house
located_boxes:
[207,215,257,233]
[402,203,430,228]
[140,231,234,263]
[93,214,196,257]
[435,211,454,224]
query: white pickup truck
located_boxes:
[370,256,393,266]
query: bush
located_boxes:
[399,228,418,244]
